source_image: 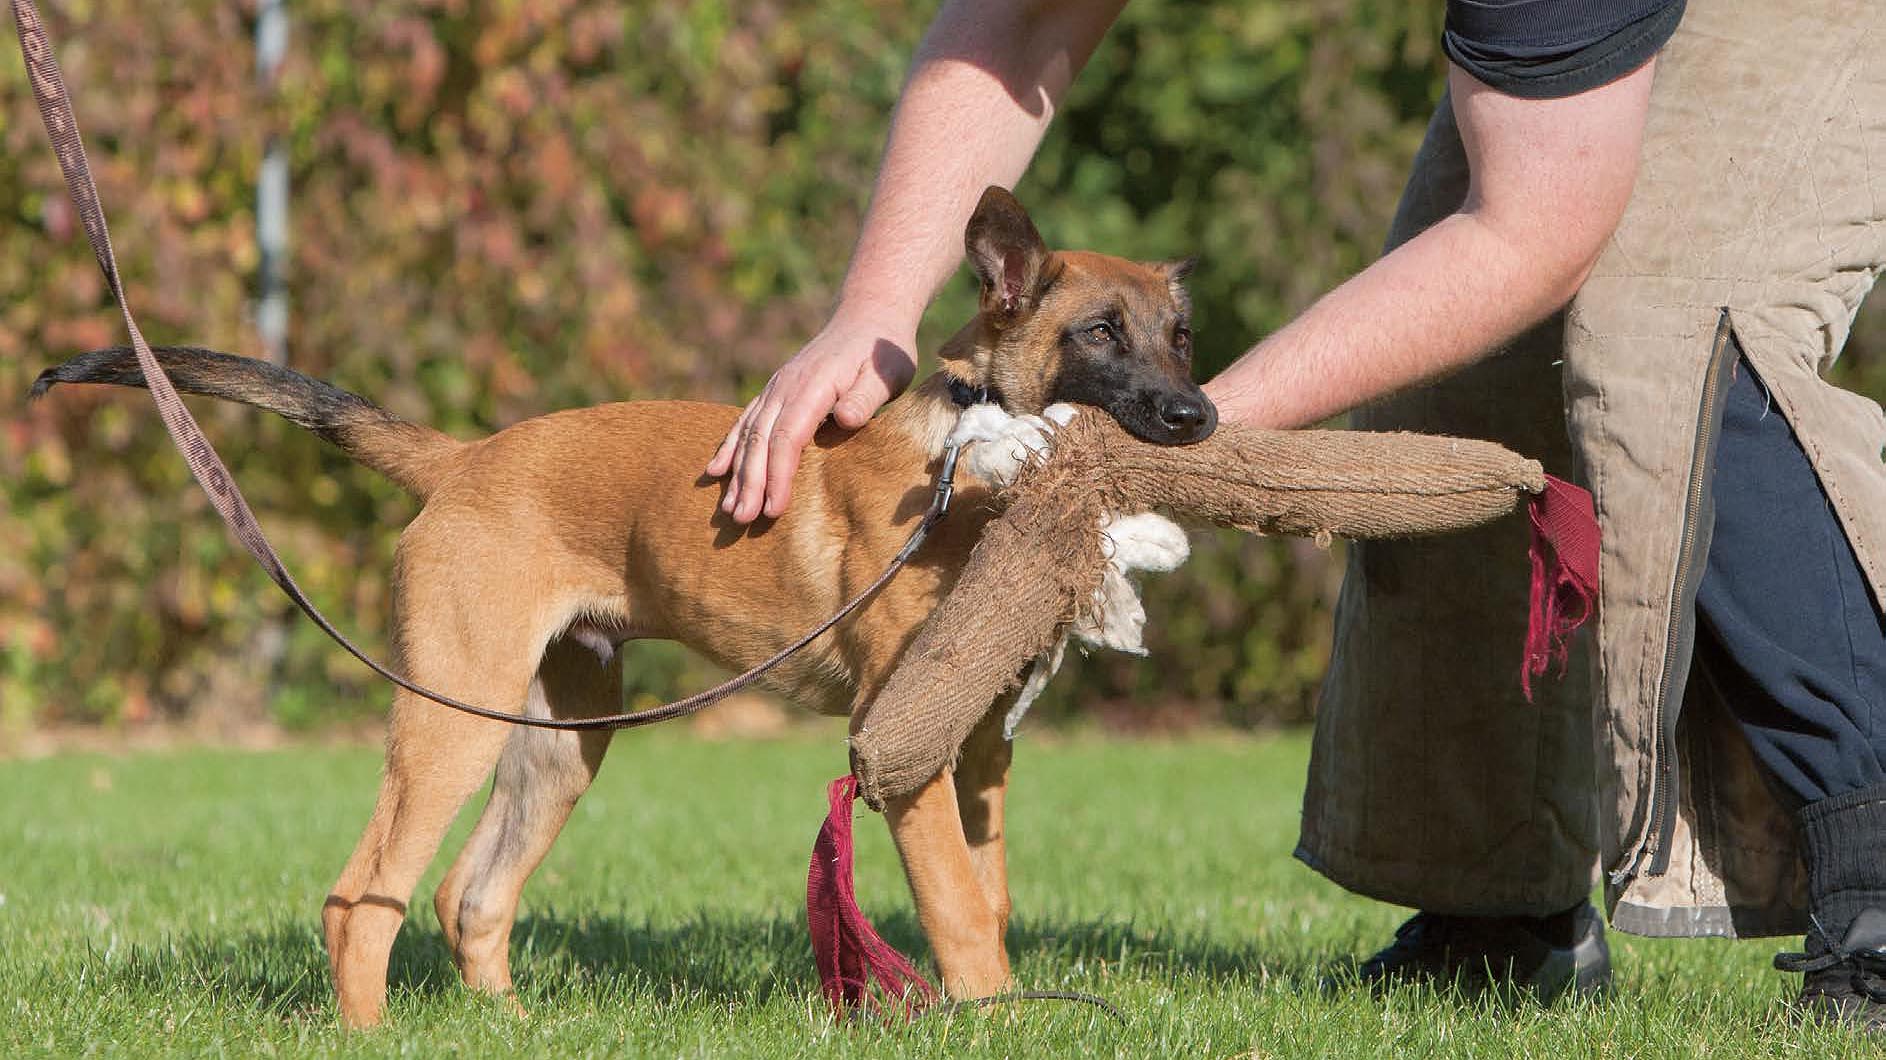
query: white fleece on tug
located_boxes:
[1079,511,1190,649]
[948,401,1079,487]
[1004,510,1191,738]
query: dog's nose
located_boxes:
[1157,395,1211,435]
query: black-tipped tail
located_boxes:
[32,344,465,498]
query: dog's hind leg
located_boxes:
[323,685,523,1027]
[434,636,621,1001]
[321,552,552,1028]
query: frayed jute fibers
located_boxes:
[849,414,1547,809]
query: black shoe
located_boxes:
[1776,908,1886,1032]
[1356,901,1611,1004]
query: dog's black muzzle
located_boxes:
[1111,385,1218,445]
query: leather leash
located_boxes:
[11,0,959,733]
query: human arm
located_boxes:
[1204,61,1657,428]
[706,0,1126,523]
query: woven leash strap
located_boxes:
[11,0,939,733]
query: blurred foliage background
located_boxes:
[4,0,1883,734]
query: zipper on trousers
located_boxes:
[1610,309,1737,886]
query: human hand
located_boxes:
[705,313,918,522]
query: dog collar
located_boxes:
[947,377,996,408]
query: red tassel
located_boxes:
[806,774,938,1017]
[1524,475,1600,701]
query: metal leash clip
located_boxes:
[895,440,962,567]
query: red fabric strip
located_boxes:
[807,775,937,1017]
[1523,475,1600,700]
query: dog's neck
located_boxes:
[867,314,1042,463]
[870,373,971,462]
[869,351,1007,463]
[944,374,999,410]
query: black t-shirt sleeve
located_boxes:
[1443,0,1686,99]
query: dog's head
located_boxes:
[942,186,1216,445]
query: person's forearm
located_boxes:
[835,0,1124,330]
[1206,64,1653,429]
[1204,209,1592,428]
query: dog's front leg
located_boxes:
[884,768,1013,999]
[952,707,1014,946]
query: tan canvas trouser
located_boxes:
[1297,0,1886,937]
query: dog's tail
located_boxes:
[30,345,467,499]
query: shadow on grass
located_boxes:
[1010,915,1337,988]
[50,908,1341,1018]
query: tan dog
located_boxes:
[32,187,1214,1027]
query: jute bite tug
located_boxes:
[810,408,1597,1014]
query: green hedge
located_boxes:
[4,1,1881,729]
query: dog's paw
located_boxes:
[951,405,1058,487]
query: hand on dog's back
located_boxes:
[705,315,917,524]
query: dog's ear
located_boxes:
[1160,256,1197,311]
[965,186,1050,322]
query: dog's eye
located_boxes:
[1172,326,1192,355]
[1084,323,1114,345]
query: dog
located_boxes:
[31,186,1215,1027]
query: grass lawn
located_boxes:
[0,729,1868,1058]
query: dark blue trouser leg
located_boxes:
[1694,350,1886,945]
[1694,353,1886,810]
